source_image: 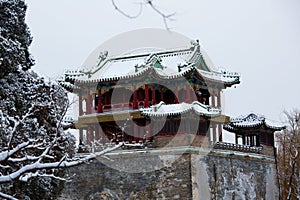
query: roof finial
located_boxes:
[190,39,200,47]
[96,50,108,67]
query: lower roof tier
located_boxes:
[140,101,221,118]
[76,101,228,127]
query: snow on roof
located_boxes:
[224,113,285,132]
[77,48,193,82]
[91,57,145,79]
[140,101,221,117]
[197,69,240,85]
[59,41,240,88]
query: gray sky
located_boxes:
[25,0,300,124]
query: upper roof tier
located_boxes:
[224,113,286,133]
[58,40,240,90]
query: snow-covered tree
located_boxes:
[276,110,300,200]
[0,1,127,199]
[0,70,76,199]
[0,0,34,78]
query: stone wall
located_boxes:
[59,147,279,200]
[191,151,279,200]
[154,135,210,148]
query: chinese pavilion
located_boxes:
[223,113,285,155]
[59,39,283,155]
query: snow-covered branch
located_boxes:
[7,103,36,150]
[0,141,30,162]
[19,171,69,182]
[0,142,125,184]
[0,191,18,200]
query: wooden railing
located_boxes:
[100,101,149,112]
[102,102,133,111]
[214,142,263,154]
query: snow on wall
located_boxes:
[191,154,211,199]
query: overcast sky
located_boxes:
[25,0,300,124]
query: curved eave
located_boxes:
[196,69,240,87]
[264,123,286,131]
[223,124,239,132]
[140,101,221,118]
[141,109,221,118]
[231,121,264,128]
[264,118,286,130]
[224,122,285,133]
[72,65,240,88]
[73,65,188,85]
[75,66,152,84]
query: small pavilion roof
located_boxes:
[140,101,221,118]
[58,41,240,89]
[224,113,286,133]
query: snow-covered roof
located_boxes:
[59,40,240,90]
[140,101,221,117]
[224,113,286,132]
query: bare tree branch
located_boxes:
[111,0,176,30]
[146,0,176,30]
[276,109,300,199]
[111,0,143,19]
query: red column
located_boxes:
[193,86,197,102]
[160,89,164,102]
[144,84,149,107]
[79,94,83,116]
[97,89,103,113]
[152,87,156,105]
[186,85,191,103]
[86,91,92,114]
[133,86,138,109]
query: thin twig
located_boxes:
[111,0,176,30]
[111,0,143,19]
[145,0,176,30]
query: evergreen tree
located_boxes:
[0,0,34,78]
[0,1,126,198]
[0,1,75,199]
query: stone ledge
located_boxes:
[78,146,275,163]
